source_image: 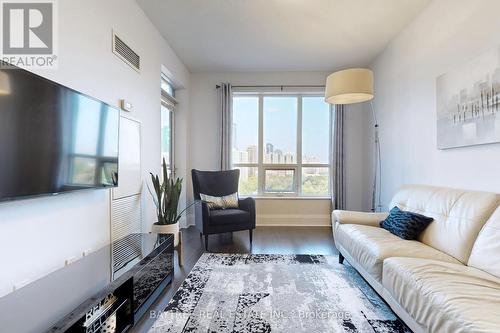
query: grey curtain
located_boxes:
[219,83,232,170]
[330,104,346,211]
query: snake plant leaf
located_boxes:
[148,159,192,225]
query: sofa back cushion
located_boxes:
[468,206,500,278]
[390,185,499,263]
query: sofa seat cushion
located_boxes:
[210,209,250,225]
[334,224,461,282]
[383,257,500,333]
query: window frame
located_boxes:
[161,103,174,175]
[161,74,176,176]
[161,75,175,98]
[232,92,331,198]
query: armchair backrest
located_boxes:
[191,169,240,200]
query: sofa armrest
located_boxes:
[332,210,388,227]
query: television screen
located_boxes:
[0,63,119,202]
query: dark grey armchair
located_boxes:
[191,169,256,251]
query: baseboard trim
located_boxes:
[184,221,331,228]
[185,214,331,227]
[256,223,332,227]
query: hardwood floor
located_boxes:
[132,225,337,332]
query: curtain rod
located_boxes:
[215,84,325,89]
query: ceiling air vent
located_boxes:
[112,32,140,72]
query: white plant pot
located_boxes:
[151,222,180,247]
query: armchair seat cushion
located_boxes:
[210,209,251,225]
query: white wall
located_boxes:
[369,0,500,207]
[188,71,368,224]
[0,0,190,298]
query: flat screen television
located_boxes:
[0,62,119,202]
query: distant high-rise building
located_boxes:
[303,154,317,163]
[238,150,249,164]
[263,147,298,164]
[247,145,258,164]
[239,166,249,181]
[274,149,283,163]
[232,148,249,164]
[266,143,274,154]
[284,152,294,164]
[246,146,258,178]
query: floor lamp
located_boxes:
[325,68,382,212]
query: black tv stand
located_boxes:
[46,233,174,333]
[0,233,173,333]
[44,233,173,333]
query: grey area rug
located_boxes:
[148,254,410,333]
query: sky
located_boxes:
[233,96,330,163]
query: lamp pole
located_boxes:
[370,101,382,212]
[324,68,379,212]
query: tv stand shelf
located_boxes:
[48,233,173,333]
[0,233,173,333]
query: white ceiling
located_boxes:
[138,0,430,73]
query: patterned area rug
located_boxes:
[149,254,411,333]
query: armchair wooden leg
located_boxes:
[339,253,344,264]
[204,234,209,251]
[249,229,253,245]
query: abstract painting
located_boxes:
[437,46,500,149]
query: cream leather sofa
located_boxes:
[332,185,500,333]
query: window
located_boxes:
[161,75,175,175]
[161,104,173,172]
[232,94,331,197]
[161,76,175,98]
[264,169,295,193]
[263,97,297,164]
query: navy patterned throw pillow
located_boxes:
[380,207,434,240]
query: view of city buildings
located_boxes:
[232,141,329,195]
[231,95,330,196]
[233,143,324,175]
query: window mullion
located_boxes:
[258,95,264,196]
[297,95,303,196]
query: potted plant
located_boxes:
[148,158,192,247]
